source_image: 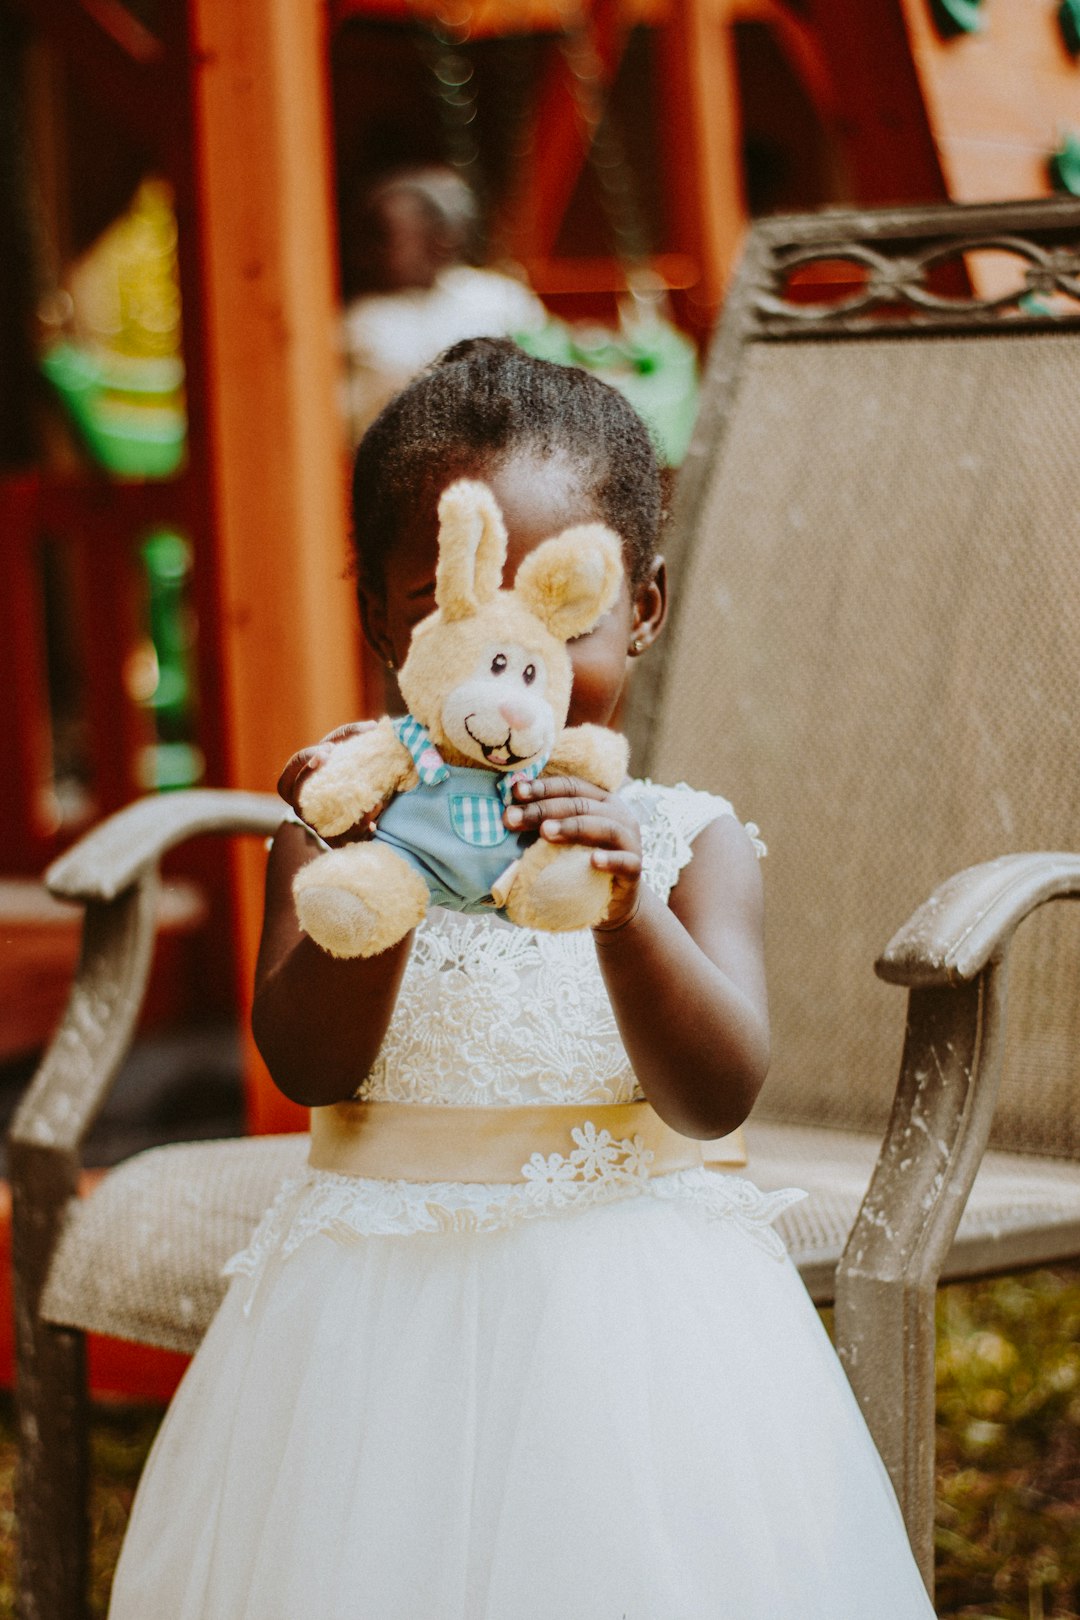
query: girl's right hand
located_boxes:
[277,721,384,843]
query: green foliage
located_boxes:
[1059,0,1080,59]
[0,1395,163,1619]
[86,1406,164,1617]
[930,0,986,36]
[935,1269,1080,1619]
[0,1414,12,1619]
[1048,131,1080,197]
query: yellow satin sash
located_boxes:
[308,1099,747,1184]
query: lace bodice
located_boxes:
[227,783,798,1276]
[357,780,735,1108]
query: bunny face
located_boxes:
[401,596,569,769]
[397,480,624,771]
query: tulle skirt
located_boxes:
[108,1189,935,1619]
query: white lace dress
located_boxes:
[109,782,935,1620]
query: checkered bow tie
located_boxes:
[393,715,547,803]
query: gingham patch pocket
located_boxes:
[449,794,510,847]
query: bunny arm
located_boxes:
[547,724,630,794]
[297,718,419,840]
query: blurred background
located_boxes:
[1,2,1079,1610]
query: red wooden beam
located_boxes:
[15,0,180,153]
[329,0,666,34]
[496,0,632,261]
[732,0,838,123]
[188,0,364,1134]
[521,250,699,294]
[657,0,747,332]
[803,0,948,207]
[72,511,154,816]
[76,0,162,64]
[0,478,52,872]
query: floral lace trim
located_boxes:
[743,822,767,859]
[629,781,725,902]
[648,1170,802,1256]
[625,781,764,902]
[224,1141,806,1292]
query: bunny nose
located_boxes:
[499,701,533,732]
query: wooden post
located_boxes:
[656,0,747,337]
[495,0,631,262]
[804,0,947,207]
[189,0,363,1131]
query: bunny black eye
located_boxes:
[491,653,507,675]
[522,664,536,685]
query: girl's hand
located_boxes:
[277,721,383,843]
[505,775,643,931]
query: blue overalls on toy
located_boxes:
[374,716,543,913]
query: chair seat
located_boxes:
[40,1123,1080,1352]
[754,1121,1080,1303]
[42,1135,310,1354]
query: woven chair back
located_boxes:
[634,202,1080,1158]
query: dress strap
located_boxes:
[628,781,760,902]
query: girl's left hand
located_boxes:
[505,775,643,932]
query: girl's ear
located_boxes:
[435,480,508,620]
[627,557,668,657]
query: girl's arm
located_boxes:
[252,733,412,1107]
[506,780,769,1139]
[594,814,769,1138]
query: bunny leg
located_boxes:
[503,840,614,933]
[294,842,429,958]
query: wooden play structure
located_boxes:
[5,0,1079,1078]
[1,0,1079,1397]
[1,1,362,1130]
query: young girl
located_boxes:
[109,339,935,1619]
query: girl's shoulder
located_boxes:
[620,778,766,903]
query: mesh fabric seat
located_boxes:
[41,1135,309,1353]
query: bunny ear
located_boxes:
[435,480,508,620]
[513,525,624,642]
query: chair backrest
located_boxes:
[630,198,1080,1159]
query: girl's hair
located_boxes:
[351,338,662,593]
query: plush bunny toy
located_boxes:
[293,479,630,958]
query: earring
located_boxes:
[629,637,645,655]
[385,657,397,673]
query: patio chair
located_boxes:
[9,196,1080,1618]
[626,193,1080,1589]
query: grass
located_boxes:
[934,1269,1080,1619]
[0,1397,162,1619]
[1,1268,1078,1618]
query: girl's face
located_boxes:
[362,451,666,730]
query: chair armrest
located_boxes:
[46,788,286,902]
[876,851,1080,988]
[836,852,1080,1586]
[10,790,287,1161]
